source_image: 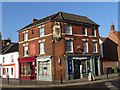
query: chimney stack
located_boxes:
[32,18,38,23]
[110,23,115,31]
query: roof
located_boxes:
[100,37,107,42]
[2,43,18,54]
[18,11,99,32]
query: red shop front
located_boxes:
[18,56,36,80]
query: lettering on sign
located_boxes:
[72,57,87,60]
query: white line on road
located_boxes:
[105,82,118,90]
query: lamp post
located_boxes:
[58,57,63,84]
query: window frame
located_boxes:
[65,24,72,35]
[91,27,96,37]
[66,40,73,52]
[83,41,88,53]
[39,27,45,37]
[93,42,98,53]
[24,32,28,41]
[82,27,87,36]
[24,45,28,57]
[39,42,45,54]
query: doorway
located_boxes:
[94,59,99,76]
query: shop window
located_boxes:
[65,24,72,35]
[24,45,28,57]
[93,42,97,53]
[24,32,28,41]
[40,27,44,37]
[66,40,73,52]
[11,68,13,75]
[83,41,88,53]
[20,62,31,76]
[39,42,45,54]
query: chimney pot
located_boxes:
[32,18,38,23]
[110,23,115,31]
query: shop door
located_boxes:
[74,60,80,79]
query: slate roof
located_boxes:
[18,11,99,32]
[2,43,18,54]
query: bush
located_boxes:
[112,67,120,73]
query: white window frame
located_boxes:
[39,42,45,54]
[83,41,88,53]
[65,24,72,35]
[24,32,28,41]
[39,27,45,37]
[24,45,28,57]
[82,27,87,36]
[92,27,96,37]
[93,42,98,53]
[66,40,73,52]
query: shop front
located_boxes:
[66,54,101,80]
[36,56,52,81]
[18,56,36,80]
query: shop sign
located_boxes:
[72,57,87,60]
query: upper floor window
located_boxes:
[66,40,73,52]
[65,25,72,34]
[3,57,5,63]
[83,41,88,53]
[40,27,44,37]
[82,27,87,35]
[93,42,97,53]
[40,42,45,54]
[24,32,28,41]
[24,45,28,57]
[92,27,96,36]
[11,55,14,62]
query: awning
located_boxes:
[18,56,36,63]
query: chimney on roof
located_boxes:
[32,18,38,23]
[0,32,2,40]
[110,23,115,32]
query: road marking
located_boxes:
[105,82,118,90]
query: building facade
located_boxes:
[0,43,19,79]
[100,23,120,74]
[18,12,101,81]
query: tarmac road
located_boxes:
[2,78,119,90]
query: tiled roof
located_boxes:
[2,43,18,54]
[18,11,99,32]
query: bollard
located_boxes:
[7,75,9,84]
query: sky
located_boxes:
[2,2,119,42]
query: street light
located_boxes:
[58,57,63,84]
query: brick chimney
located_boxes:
[32,18,38,23]
[110,23,115,32]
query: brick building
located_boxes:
[18,12,101,81]
[100,23,120,74]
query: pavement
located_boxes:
[1,73,120,88]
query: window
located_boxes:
[92,27,96,36]
[7,68,9,75]
[24,45,28,57]
[32,30,34,34]
[3,57,5,63]
[93,42,97,53]
[82,27,87,35]
[11,68,13,75]
[66,40,73,52]
[40,27,44,37]
[40,42,45,54]
[65,25,72,34]
[3,68,6,75]
[83,41,88,53]
[24,32,28,41]
[11,55,14,62]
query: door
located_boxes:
[74,60,80,79]
[95,59,98,76]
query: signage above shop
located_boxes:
[72,57,87,60]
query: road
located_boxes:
[2,78,120,90]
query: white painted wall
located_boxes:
[0,52,19,79]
